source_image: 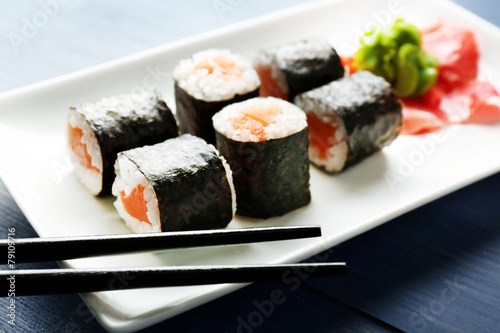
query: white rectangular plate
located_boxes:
[1,0,500,331]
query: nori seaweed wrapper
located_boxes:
[74,90,178,195]
[255,38,345,101]
[122,134,233,231]
[215,128,310,219]
[294,70,402,172]
[174,82,259,144]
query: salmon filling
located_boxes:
[68,124,99,172]
[230,105,282,141]
[195,55,243,77]
[307,113,342,160]
[255,66,288,100]
[120,184,151,225]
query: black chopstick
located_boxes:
[0,263,346,296]
[0,225,321,263]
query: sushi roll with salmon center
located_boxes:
[67,90,178,196]
[173,48,261,144]
[254,38,345,101]
[112,134,236,233]
[294,70,402,173]
[213,97,310,219]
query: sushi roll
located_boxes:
[112,134,236,233]
[213,97,310,219]
[173,48,261,144]
[294,70,402,173]
[254,38,345,101]
[67,90,178,196]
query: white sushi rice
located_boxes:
[218,152,237,217]
[212,97,307,142]
[67,108,103,195]
[173,48,260,102]
[112,155,161,233]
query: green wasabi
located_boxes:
[353,18,438,97]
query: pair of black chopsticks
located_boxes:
[0,225,346,296]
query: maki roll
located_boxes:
[112,134,236,233]
[67,90,178,196]
[213,97,310,219]
[254,38,345,101]
[173,48,261,144]
[294,71,402,173]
